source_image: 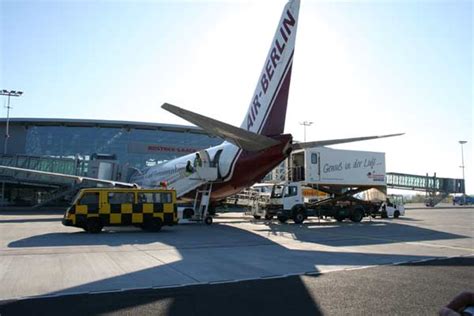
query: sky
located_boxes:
[0,0,472,194]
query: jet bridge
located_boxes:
[0,154,122,207]
[0,154,88,177]
[386,172,464,206]
[386,172,464,193]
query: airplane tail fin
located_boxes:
[240,0,300,137]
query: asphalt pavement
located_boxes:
[1,205,473,315]
[1,256,472,315]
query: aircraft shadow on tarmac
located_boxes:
[3,222,471,315]
[3,275,325,316]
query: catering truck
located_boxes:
[249,147,388,223]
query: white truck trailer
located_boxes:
[290,146,386,186]
[251,147,390,223]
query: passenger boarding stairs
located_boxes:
[190,183,214,224]
[425,192,449,207]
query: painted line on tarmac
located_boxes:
[88,288,124,295]
[405,241,474,252]
[208,279,235,285]
[339,265,377,272]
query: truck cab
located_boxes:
[269,182,307,223]
[282,183,304,210]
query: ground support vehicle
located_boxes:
[249,147,389,223]
[260,182,383,224]
[453,195,474,205]
[63,188,178,233]
[236,184,275,220]
[178,183,215,225]
[378,194,405,218]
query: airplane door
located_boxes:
[198,150,211,168]
[195,149,218,181]
[211,149,223,179]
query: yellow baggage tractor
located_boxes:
[62,188,178,233]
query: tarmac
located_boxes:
[1,256,472,315]
[0,204,472,304]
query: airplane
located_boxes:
[0,0,403,209]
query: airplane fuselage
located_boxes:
[208,134,293,200]
[130,134,293,201]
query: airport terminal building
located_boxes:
[0,118,222,206]
[0,118,221,169]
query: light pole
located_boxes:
[459,140,467,204]
[299,121,313,142]
[0,89,23,205]
[0,90,23,154]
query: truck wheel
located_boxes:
[264,214,273,220]
[293,211,305,224]
[253,215,261,220]
[86,218,103,233]
[204,216,213,225]
[350,209,363,223]
[277,215,288,223]
[394,211,400,219]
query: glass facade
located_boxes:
[12,121,222,170]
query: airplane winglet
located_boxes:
[292,133,405,150]
[162,103,280,152]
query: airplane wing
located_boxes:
[0,165,137,187]
[162,103,280,152]
[292,133,405,150]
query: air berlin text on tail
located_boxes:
[246,9,296,131]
